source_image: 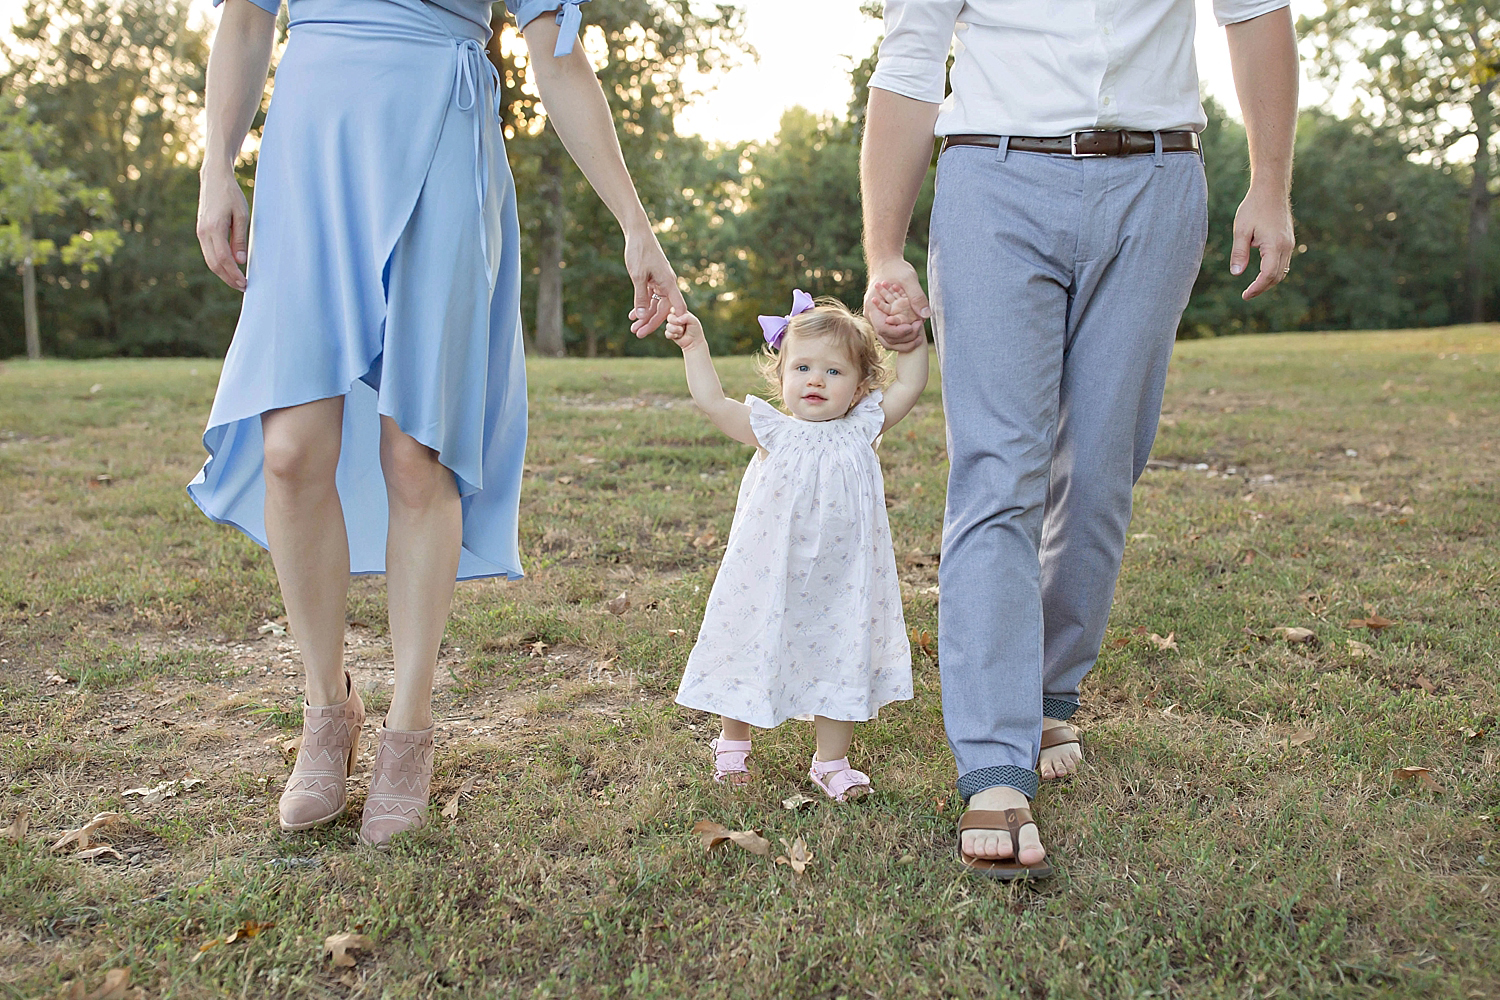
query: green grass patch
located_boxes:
[0,329,1497,998]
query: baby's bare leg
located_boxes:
[813,717,855,762]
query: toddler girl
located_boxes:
[666,287,928,801]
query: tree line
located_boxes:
[1,0,1496,360]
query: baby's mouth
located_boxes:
[803,393,827,403]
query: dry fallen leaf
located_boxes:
[66,968,135,1000]
[2,808,30,842]
[605,593,630,616]
[225,919,275,944]
[122,781,180,805]
[51,812,120,852]
[74,845,126,862]
[1393,766,1443,792]
[1346,613,1396,631]
[44,670,70,685]
[1147,631,1178,651]
[282,735,304,757]
[781,794,817,811]
[441,777,476,820]
[1273,626,1317,644]
[909,628,935,657]
[1414,675,1437,695]
[1346,639,1376,659]
[691,820,771,856]
[776,836,814,874]
[325,932,374,968]
[258,620,287,636]
[1289,729,1316,747]
[192,920,276,962]
[692,530,719,549]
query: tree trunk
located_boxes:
[21,221,40,361]
[534,138,567,357]
[1468,81,1494,324]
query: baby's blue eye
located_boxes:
[827,368,841,376]
[794,365,809,372]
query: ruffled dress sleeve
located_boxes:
[746,396,793,452]
[848,389,887,443]
[213,0,280,15]
[507,0,591,56]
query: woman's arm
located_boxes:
[197,0,276,291]
[520,16,687,336]
[665,312,757,447]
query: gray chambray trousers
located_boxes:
[929,142,1208,800]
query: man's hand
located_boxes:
[664,309,705,352]
[863,259,930,352]
[1225,7,1298,302]
[1231,183,1295,300]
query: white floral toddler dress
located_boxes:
[675,391,913,728]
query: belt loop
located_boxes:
[996,135,1011,163]
[1152,130,1164,168]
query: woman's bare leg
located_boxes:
[379,416,462,732]
[261,398,350,708]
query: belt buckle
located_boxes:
[1069,131,1108,158]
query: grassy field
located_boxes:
[0,326,1497,999]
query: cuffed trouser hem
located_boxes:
[957,765,1038,801]
[1042,697,1078,721]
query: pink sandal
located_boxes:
[710,737,752,786]
[809,757,871,802]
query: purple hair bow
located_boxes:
[757,289,815,350]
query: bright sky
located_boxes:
[0,0,1305,142]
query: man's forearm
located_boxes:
[1226,8,1298,193]
[861,88,941,266]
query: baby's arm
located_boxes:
[871,283,930,432]
[667,310,759,447]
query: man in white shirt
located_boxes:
[861,1,1297,878]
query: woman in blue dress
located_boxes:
[192,0,684,845]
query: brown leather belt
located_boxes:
[941,130,1201,157]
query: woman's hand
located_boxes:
[664,308,705,352]
[625,225,687,337]
[197,164,250,291]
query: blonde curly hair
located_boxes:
[756,297,894,410]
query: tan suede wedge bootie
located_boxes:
[358,725,435,847]
[279,672,365,833]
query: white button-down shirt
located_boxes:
[868,0,1290,136]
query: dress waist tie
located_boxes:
[453,37,504,287]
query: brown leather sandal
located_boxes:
[1038,723,1082,779]
[958,807,1054,880]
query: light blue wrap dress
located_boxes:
[189,0,589,580]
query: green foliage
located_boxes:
[2,1,1498,356]
[1184,100,1472,336]
[0,0,242,358]
[0,102,120,273]
[1299,1,1499,320]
